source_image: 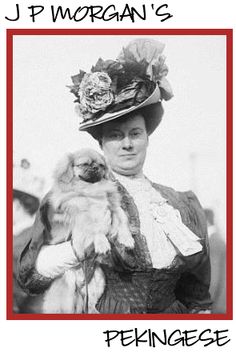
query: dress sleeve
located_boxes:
[16,203,54,295]
[17,196,79,295]
[174,191,213,312]
[107,240,137,271]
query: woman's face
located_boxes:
[101,113,148,176]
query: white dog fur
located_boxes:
[42,148,134,313]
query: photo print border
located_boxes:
[6,28,233,320]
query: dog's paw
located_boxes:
[59,204,79,226]
[117,230,135,249]
[94,236,111,255]
[52,213,64,223]
[53,212,72,226]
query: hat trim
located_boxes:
[79,85,161,131]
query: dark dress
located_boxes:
[16,180,212,314]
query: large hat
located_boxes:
[68,38,173,138]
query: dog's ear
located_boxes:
[53,153,74,185]
[100,155,111,180]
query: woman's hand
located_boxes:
[35,242,79,279]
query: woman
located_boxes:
[17,38,212,314]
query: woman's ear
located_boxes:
[98,138,103,150]
[53,153,74,184]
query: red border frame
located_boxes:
[6,28,233,320]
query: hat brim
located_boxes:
[78,86,164,138]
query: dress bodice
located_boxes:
[95,175,211,314]
[113,173,202,269]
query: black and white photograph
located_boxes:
[12,33,227,316]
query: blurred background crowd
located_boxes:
[13,155,46,313]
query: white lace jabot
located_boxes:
[114,172,202,269]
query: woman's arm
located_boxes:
[17,198,79,295]
[174,191,212,313]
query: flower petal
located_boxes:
[117,38,165,64]
[159,77,174,101]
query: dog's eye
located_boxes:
[99,163,105,168]
[75,163,88,167]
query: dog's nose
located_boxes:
[92,164,99,171]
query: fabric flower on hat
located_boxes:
[77,72,114,121]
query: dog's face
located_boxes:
[72,149,108,183]
[54,148,109,185]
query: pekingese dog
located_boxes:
[42,148,134,314]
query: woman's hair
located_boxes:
[87,103,163,145]
[93,111,149,148]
